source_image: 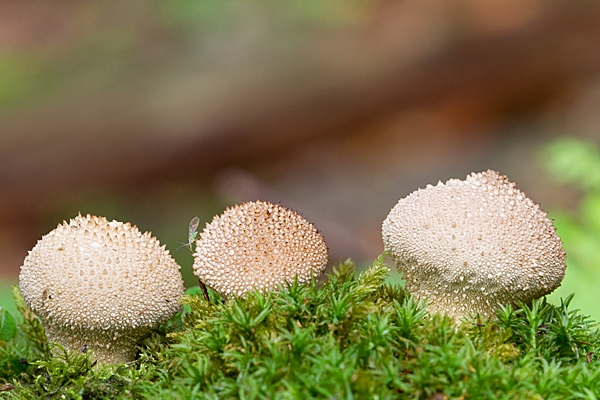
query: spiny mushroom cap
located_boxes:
[382,170,566,321]
[193,200,328,297]
[19,214,185,363]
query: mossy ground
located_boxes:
[1,256,599,399]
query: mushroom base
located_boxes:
[405,277,525,322]
[409,288,501,322]
[45,324,151,364]
[402,265,562,323]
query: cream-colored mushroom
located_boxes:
[19,214,185,364]
[192,200,328,297]
[382,170,566,321]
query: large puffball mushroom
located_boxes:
[19,214,185,364]
[193,200,328,297]
[382,170,566,321]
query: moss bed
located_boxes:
[1,256,599,399]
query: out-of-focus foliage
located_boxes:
[161,0,376,28]
[0,0,377,112]
[0,288,15,318]
[542,137,600,323]
[0,309,16,343]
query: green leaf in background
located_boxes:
[541,137,600,322]
[543,137,600,191]
[0,307,16,342]
[0,282,17,315]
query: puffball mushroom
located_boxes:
[19,214,185,364]
[382,170,566,321]
[193,200,328,297]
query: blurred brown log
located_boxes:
[1,0,600,277]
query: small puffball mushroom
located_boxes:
[382,170,566,321]
[193,200,328,297]
[19,214,185,364]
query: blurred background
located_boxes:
[1,0,600,320]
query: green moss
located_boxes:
[1,257,599,399]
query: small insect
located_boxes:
[187,216,200,247]
[176,216,200,252]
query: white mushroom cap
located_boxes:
[382,170,566,321]
[192,200,328,297]
[19,214,185,364]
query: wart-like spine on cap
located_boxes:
[382,170,567,322]
[19,214,185,364]
[192,200,328,297]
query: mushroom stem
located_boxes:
[45,324,149,364]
